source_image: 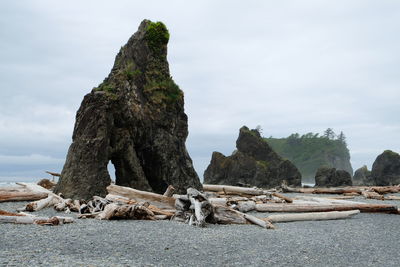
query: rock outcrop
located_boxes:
[54,20,201,199]
[265,134,353,180]
[371,150,400,186]
[314,167,352,187]
[352,165,373,186]
[204,126,301,188]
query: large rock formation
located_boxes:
[204,126,301,188]
[352,165,373,186]
[371,150,400,186]
[314,167,352,187]
[265,134,353,181]
[54,20,202,199]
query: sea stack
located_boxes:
[371,150,400,186]
[314,167,352,187]
[54,20,202,199]
[204,126,302,188]
[352,165,373,186]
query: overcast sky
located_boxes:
[1,0,399,182]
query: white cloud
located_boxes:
[0,154,64,165]
[0,0,399,180]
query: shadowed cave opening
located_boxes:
[106,153,168,194]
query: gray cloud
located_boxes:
[0,0,399,182]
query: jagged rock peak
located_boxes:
[54,20,201,199]
[204,126,301,188]
[92,20,183,110]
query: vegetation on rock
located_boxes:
[204,126,301,188]
[264,129,352,181]
[145,21,170,53]
[55,20,201,199]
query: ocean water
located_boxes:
[0,176,49,187]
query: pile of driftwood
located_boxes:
[1,182,399,228]
[282,183,400,200]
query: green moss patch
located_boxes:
[145,21,170,53]
[144,77,183,103]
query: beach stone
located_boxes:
[371,150,400,186]
[203,126,301,188]
[54,20,201,199]
[314,167,352,187]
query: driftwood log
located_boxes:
[107,184,175,209]
[0,183,50,202]
[0,213,73,225]
[97,203,155,220]
[264,210,360,223]
[203,184,269,196]
[255,203,399,213]
[163,185,175,197]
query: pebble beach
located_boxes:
[1,195,399,267]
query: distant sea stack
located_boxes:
[314,167,352,187]
[371,150,400,186]
[265,129,353,181]
[54,20,202,199]
[353,165,373,186]
[204,126,302,188]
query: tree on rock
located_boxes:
[204,126,302,188]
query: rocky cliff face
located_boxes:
[204,126,301,188]
[314,167,352,187]
[265,134,353,180]
[324,154,353,177]
[371,150,400,186]
[352,165,373,186]
[54,20,202,199]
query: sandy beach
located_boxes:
[1,194,399,267]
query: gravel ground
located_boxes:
[1,195,399,267]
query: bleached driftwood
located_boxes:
[264,210,360,223]
[255,203,399,213]
[208,198,228,206]
[107,184,175,209]
[244,213,275,229]
[293,197,365,205]
[105,194,136,204]
[235,201,256,212]
[211,205,246,224]
[211,205,275,229]
[371,186,400,194]
[25,194,62,211]
[186,188,213,227]
[96,203,155,220]
[361,191,384,200]
[163,185,175,197]
[0,209,25,216]
[0,183,50,202]
[203,184,268,196]
[385,195,400,200]
[272,192,293,203]
[0,215,74,225]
